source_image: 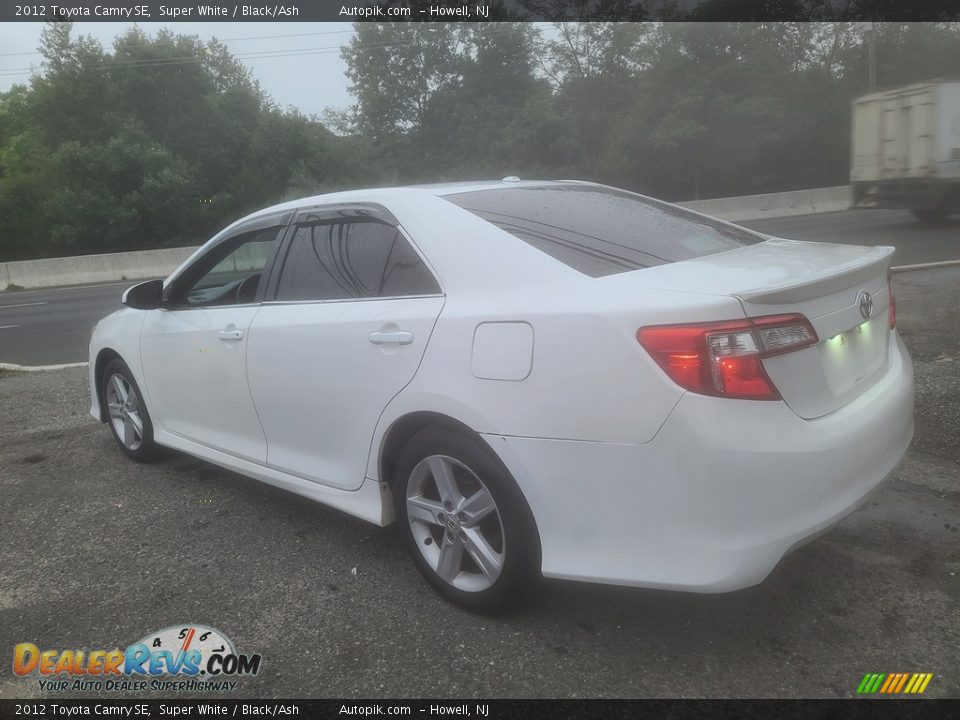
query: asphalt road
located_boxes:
[743,209,960,264]
[1,208,958,366]
[0,266,957,700]
[0,282,135,367]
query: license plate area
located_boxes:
[819,315,888,395]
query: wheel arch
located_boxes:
[93,347,124,423]
[377,410,543,568]
[378,411,479,493]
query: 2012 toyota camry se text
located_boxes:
[88,180,914,610]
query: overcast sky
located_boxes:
[0,22,357,115]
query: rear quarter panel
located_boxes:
[366,282,746,480]
[364,195,752,479]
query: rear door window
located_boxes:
[274,221,440,301]
[444,184,763,277]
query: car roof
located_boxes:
[164,178,590,297]
[238,179,584,224]
[168,179,591,284]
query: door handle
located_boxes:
[218,328,244,341]
[369,330,414,346]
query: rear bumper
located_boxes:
[483,332,914,592]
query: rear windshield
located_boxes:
[444,184,763,277]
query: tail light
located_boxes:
[637,314,818,400]
[888,270,896,329]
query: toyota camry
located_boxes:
[89,180,914,609]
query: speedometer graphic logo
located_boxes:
[126,623,261,678]
[12,623,262,693]
[137,625,236,675]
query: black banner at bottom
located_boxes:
[0,699,958,720]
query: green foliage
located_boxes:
[1,20,958,261]
[0,23,337,260]
[340,21,960,201]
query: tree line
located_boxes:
[1,21,958,261]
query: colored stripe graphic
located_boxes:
[879,674,896,693]
[893,673,910,693]
[857,672,932,694]
[857,673,885,693]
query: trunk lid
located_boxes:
[609,238,895,419]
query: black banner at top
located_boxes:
[2,0,959,23]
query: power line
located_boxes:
[0,28,356,58]
[0,24,532,78]
[0,45,345,77]
[217,29,356,42]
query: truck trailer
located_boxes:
[851,81,960,223]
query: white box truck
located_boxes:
[851,81,960,222]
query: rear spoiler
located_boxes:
[737,240,894,305]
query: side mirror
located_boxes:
[122,279,164,310]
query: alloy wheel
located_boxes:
[106,373,144,451]
[406,455,505,592]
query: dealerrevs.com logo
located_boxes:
[13,625,261,692]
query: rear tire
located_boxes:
[102,358,160,462]
[393,427,539,612]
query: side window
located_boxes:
[274,221,440,302]
[175,226,281,308]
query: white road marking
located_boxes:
[46,281,134,291]
[0,301,47,309]
[0,361,88,371]
[0,280,136,298]
[0,324,20,330]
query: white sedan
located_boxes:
[89,180,914,610]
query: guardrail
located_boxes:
[1,246,197,292]
[678,185,850,222]
[2,185,853,291]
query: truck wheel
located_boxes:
[911,207,948,224]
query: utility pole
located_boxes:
[867,22,876,93]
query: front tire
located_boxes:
[102,358,160,462]
[394,428,539,611]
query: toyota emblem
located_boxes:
[858,290,874,320]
